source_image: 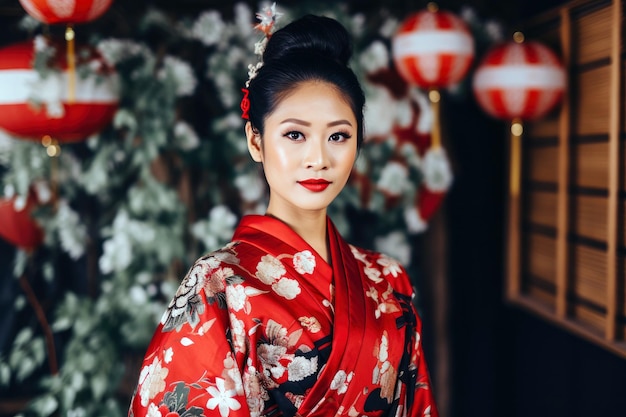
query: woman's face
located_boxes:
[246,80,358,219]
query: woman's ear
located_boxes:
[245,122,263,163]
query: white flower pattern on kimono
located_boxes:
[163,348,173,364]
[287,356,318,381]
[298,316,321,333]
[372,331,397,403]
[256,255,285,285]
[226,284,247,312]
[377,254,402,278]
[229,313,246,354]
[272,277,301,300]
[330,370,354,395]
[206,377,242,417]
[293,250,316,274]
[146,403,161,417]
[364,265,383,283]
[138,357,168,407]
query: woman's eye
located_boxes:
[329,132,351,142]
[285,131,303,141]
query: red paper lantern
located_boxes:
[0,40,119,142]
[472,40,566,121]
[392,8,474,89]
[18,0,112,25]
[0,196,44,250]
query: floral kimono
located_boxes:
[129,215,438,417]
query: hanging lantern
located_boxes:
[0,195,44,250]
[392,2,473,151]
[18,0,113,25]
[392,4,474,90]
[18,0,114,104]
[0,40,119,143]
[472,35,566,121]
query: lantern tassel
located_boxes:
[510,118,523,197]
[65,24,76,104]
[429,88,441,149]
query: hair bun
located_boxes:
[263,14,353,66]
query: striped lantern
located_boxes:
[472,40,566,121]
[18,0,113,24]
[0,40,119,143]
[392,7,474,89]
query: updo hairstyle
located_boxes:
[246,14,366,148]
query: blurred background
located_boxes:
[1,0,626,416]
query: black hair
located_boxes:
[246,14,366,148]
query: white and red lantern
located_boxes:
[0,40,119,143]
[392,7,474,90]
[18,0,113,25]
[472,39,566,121]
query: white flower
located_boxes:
[56,200,87,259]
[422,147,453,192]
[192,11,226,46]
[404,206,427,234]
[99,234,132,274]
[96,39,149,66]
[363,86,396,138]
[234,3,254,36]
[192,205,237,251]
[234,172,265,203]
[377,161,410,197]
[272,278,301,300]
[255,255,285,285]
[129,285,147,303]
[206,377,241,417]
[174,121,200,151]
[293,250,315,274]
[33,35,49,52]
[359,41,389,74]
[375,231,411,266]
[485,20,505,42]
[159,56,197,96]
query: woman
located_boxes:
[129,12,438,417]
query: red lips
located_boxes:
[298,179,331,192]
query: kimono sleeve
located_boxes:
[129,255,251,417]
[409,305,439,417]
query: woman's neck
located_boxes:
[266,209,329,262]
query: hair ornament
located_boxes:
[241,3,283,119]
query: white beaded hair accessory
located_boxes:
[246,2,283,88]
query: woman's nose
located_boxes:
[304,139,330,170]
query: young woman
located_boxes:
[129,12,438,417]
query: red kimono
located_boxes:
[129,215,438,417]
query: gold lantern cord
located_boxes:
[429,88,441,149]
[65,24,76,103]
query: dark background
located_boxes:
[2,1,626,416]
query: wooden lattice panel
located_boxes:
[507,0,626,357]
